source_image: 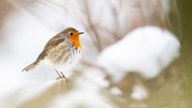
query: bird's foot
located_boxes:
[54,69,68,80]
[56,72,67,80]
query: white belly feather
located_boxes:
[42,42,82,71]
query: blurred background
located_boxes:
[0,0,191,108]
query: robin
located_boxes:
[22,27,84,79]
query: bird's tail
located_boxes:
[22,62,38,72]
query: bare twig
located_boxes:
[82,0,103,52]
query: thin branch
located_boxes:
[82,0,103,52]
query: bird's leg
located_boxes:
[55,69,61,79]
[59,71,66,78]
[54,69,66,80]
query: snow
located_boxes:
[110,87,123,95]
[131,85,148,100]
[98,26,180,83]
[49,76,113,108]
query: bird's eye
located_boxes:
[69,32,73,36]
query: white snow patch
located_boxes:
[98,26,180,83]
[49,77,113,108]
[110,87,123,96]
[131,85,148,100]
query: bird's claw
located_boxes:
[55,69,67,80]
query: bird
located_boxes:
[22,27,84,79]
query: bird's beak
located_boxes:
[79,32,84,35]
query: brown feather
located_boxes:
[22,62,37,72]
[22,36,65,72]
[36,37,65,61]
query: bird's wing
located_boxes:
[35,35,65,63]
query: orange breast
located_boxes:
[68,35,82,49]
